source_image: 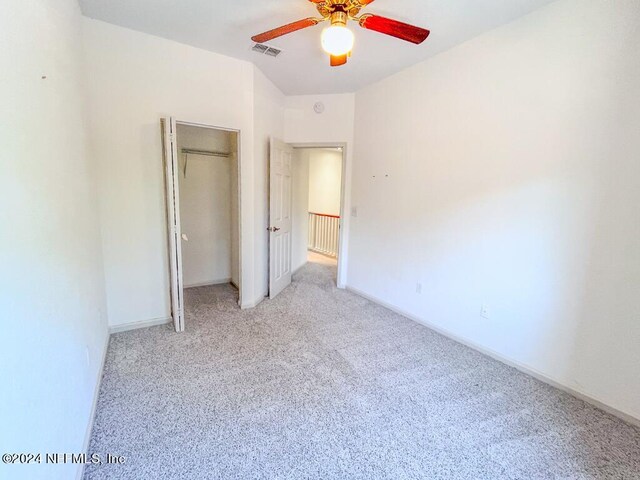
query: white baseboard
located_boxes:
[345,285,640,428]
[184,278,231,289]
[77,331,110,480]
[108,316,172,334]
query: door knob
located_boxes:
[267,226,280,232]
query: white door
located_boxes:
[161,117,185,332]
[269,138,294,299]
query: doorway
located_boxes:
[291,146,344,282]
[162,119,241,332]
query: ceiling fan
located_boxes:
[251,0,430,67]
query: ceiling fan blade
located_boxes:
[358,14,430,44]
[330,54,348,67]
[251,17,320,43]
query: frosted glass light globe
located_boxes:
[321,25,354,56]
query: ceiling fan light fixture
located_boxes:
[250,0,430,67]
[321,25,354,56]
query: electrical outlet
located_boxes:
[480,304,490,319]
[351,206,358,217]
[416,283,422,294]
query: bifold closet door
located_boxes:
[161,117,185,332]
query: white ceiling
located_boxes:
[79,0,555,95]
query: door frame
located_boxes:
[162,119,244,331]
[289,142,349,289]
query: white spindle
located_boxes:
[308,212,339,257]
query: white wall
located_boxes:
[83,18,264,325]
[177,125,234,287]
[349,0,640,420]
[284,94,355,287]
[0,2,108,479]
[308,149,343,217]
[252,68,285,303]
[292,149,310,273]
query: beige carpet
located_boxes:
[85,257,640,479]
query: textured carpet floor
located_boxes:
[85,260,640,479]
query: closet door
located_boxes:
[161,117,185,332]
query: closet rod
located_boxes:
[181,148,231,158]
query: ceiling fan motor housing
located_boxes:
[315,0,367,20]
[330,10,348,27]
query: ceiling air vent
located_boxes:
[252,43,282,57]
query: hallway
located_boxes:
[85,257,640,479]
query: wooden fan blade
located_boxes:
[330,54,348,67]
[251,17,319,43]
[359,14,430,44]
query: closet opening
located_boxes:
[161,119,241,332]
